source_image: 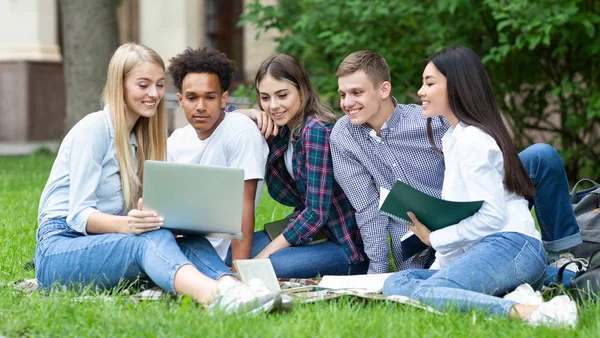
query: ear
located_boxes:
[379,81,392,100]
[221,91,230,109]
[177,93,183,107]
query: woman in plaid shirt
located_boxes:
[237,54,368,278]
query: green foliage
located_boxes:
[241,0,600,181]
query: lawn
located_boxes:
[0,153,596,337]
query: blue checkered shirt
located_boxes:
[330,103,450,273]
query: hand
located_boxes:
[255,109,279,138]
[236,108,279,138]
[125,198,163,235]
[253,234,290,259]
[406,212,431,247]
[254,249,271,260]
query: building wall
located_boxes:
[243,0,279,83]
[0,0,278,142]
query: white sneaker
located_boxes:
[550,253,588,273]
[525,295,578,328]
[209,278,281,315]
[503,284,543,305]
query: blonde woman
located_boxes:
[35,43,279,313]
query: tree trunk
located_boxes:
[59,0,119,132]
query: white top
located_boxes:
[284,138,295,179]
[38,107,135,235]
[167,113,269,260]
[429,123,541,269]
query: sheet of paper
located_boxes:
[379,187,390,209]
[317,273,394,293]
[233,259,281,292]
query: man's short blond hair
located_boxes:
[336,50,391,86]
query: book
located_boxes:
[379,180,483,258]
[232,259,281,292]
[263,219,329,245]
[317,273,394,293]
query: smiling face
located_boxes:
[418,62,454,123]
[337,70,391,131]
[257,75,302,128]
[177,72,228,140]
[123,61,165,127]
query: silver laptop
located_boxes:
[142,160,244,239]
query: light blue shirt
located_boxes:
[38,106,137,235]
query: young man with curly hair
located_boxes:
[167,47,268,263]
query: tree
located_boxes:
[59,0,119,131]
[241,0,600,181]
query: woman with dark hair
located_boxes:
[233,54,368,278]
[382,46,577,327]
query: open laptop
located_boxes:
[142,160,244,239]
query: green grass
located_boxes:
[0,154,595,337]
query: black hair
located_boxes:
[426,46,535,198]
[167,47,237,92]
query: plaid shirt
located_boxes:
[266,116,364,264]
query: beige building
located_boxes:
[0,0,277,150]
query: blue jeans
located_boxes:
[225,230,369,278]
[35,218,234,293]
[383,232,547,317]
[519,144,582,252]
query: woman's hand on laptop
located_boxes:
[125,198,163,235]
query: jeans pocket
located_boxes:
[514,240,546,284]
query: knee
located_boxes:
[520,143,564,172]
[383,270,413,296]
[136,229,176,248]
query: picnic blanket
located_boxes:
[10,277,439,313]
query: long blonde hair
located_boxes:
[102,43,167,211]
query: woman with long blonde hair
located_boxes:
[35,43,279,313]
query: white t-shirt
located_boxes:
[167,113,269,260]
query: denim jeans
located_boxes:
[35,218,234,293]
[519,144,582,252]
[383,232,547,317]
[225,230,369,278]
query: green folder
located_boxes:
[380,180,483,230]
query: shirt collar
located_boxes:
[365,96,400,139]
[441,122,467,149]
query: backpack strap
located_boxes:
[557,260,586,283]
[570,179,600,204]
